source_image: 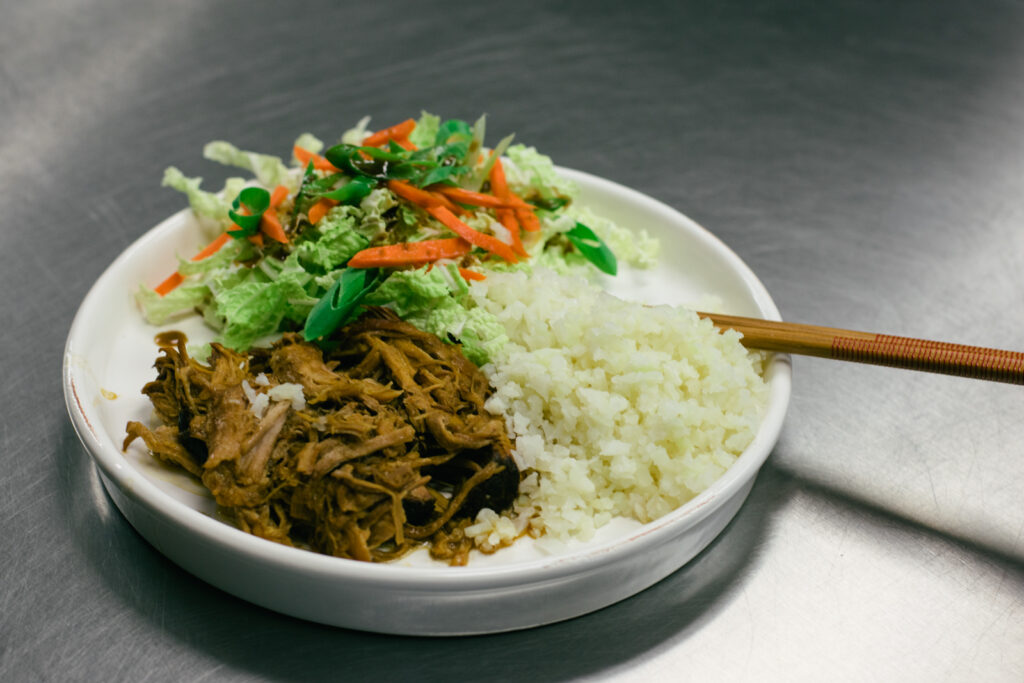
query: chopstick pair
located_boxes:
[699,312,1024,385]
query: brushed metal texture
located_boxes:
[3,0,1024,680]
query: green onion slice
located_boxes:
[316,176,375,204]
[303,268,385,341]
[566,222,617,276]
[227,187,271,238]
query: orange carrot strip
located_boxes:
[257,185,291,243]
[308,197,338,225]
[387,179,443,206]
[387,179,465,215]
[426,205,518,263]
[362,119,416,147]
[191,232,232,261]
[155,231,235,296]
[497,207,528,257]
[392,136,417,151]
[431,185,532,210]
[489,159,527,257]
[488,160,542,231]
[293,145,340,172]
[260,211,288,243]
[515,204,542,232]
[154,271,185,296]
[489,158,511,194]
[269,184,289,208]
[458,267,486,282]
[347,238,472,268]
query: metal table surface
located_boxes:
[3,1,1023,680]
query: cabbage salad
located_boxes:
[139,112,658,363]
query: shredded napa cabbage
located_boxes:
[363,266,507,365]
[161,168,246,228]
[141,113,660,360]
[202,141,296,190]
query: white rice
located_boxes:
[242,375,306,418]
[466,268,768,546]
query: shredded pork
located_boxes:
[124,309,518,564]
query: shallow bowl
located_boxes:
[63,167,791,635]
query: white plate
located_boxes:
[63,167,791,635]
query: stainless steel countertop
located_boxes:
[3,1,1023,680]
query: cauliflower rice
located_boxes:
[466,268,768,546]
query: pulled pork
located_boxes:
[124,309,518,564]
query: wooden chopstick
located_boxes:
[699,312,1024,385]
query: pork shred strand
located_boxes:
[123,311,518,564]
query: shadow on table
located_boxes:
[770,458,1024,572]
[56,420,791,683]
[58,416,1024,682]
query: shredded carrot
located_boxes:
[489,160,527,257]
[260,211,288,243]
[154,271,185,296]
[387,179,464,215]
[392,136,417,151]
[308,197,338,225]
[426,205,518,263]
[431,185,532,210]
[155,230,235,296]
[293,145,341,172]
[387,179,443,206]
[488,157,511,196]
[489,158,541,232]
[458,267,486,282]
[191,232,232,261]
[515,205,542,232]
[347,238,472,268]
[362,119,416,147]
[496,207,527,257]
[269,184,289,208]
